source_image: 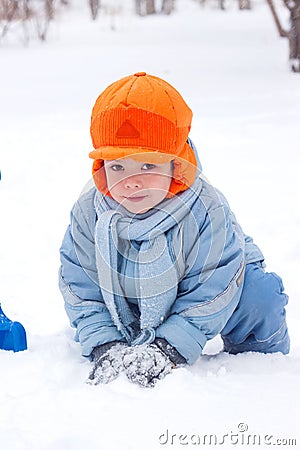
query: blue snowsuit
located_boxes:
[59,146,289,364]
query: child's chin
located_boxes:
[124,205,150,214]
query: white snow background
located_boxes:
[1,0,300,449]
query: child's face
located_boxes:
[104,158,173,214]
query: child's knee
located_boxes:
[241,263,289,317]
[221,263,289,345]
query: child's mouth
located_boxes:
[125,196,147,203]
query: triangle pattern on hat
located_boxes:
[116,120,140,138]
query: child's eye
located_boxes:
[110,164,124,171]
[141,163,156,171]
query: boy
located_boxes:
[59,72,289,388]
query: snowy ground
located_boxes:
[1,0,300,449]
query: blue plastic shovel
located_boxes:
[0,304,27,352]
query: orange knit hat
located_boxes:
[89,72,197,196]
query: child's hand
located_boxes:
[87,342,127,385]
[122,344,172,388]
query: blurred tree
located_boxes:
[0,0,58,43]
[284,0,300,71]
[238,0,251,9]
[0,0,23,39]
[135,0,155,15]
[266,0,300,72]
[135,0,175,15]
[146,0,155,13]
[45,0,55,20]
[89,0,100,20]
[161,0,175,14]
[266,0,288,36]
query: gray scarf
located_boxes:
[94,178,202,345]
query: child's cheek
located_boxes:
[107,175,124,194]
[149,174,172,191]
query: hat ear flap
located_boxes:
[166,142,198,197]
[92,159,111,196]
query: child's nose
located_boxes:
[124,175,143,189]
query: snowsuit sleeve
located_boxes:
[155,189,247,365]
[59,190,125,357]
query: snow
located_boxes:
[1,0,300,448]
